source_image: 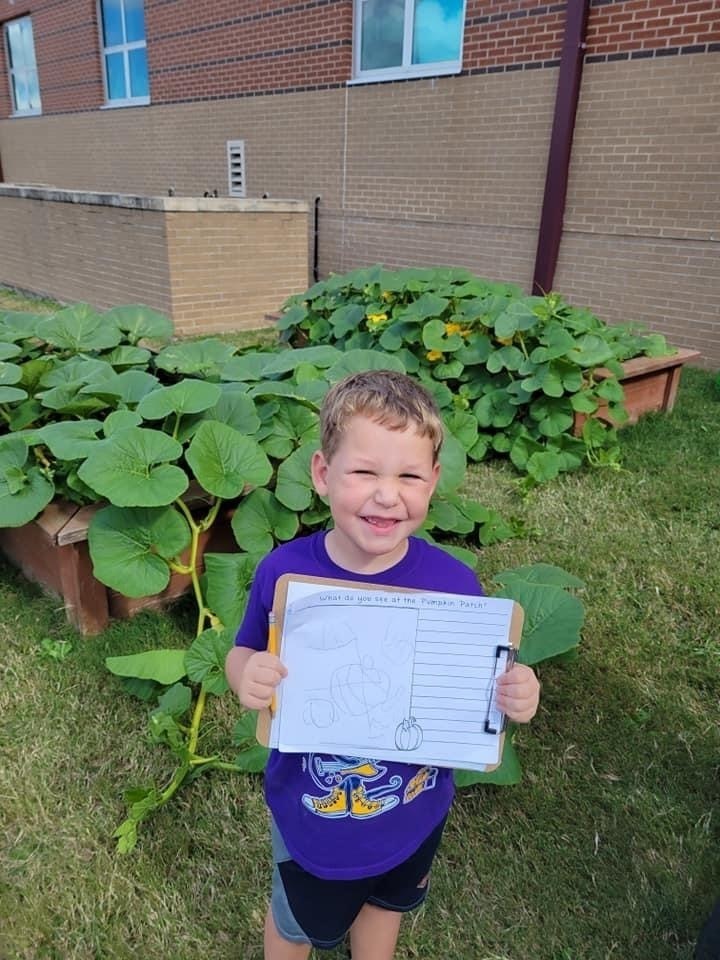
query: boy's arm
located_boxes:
[225,644,287,712]
[495,663,540,724]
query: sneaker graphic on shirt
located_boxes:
[349,782,398,819]
[302,785,348,818]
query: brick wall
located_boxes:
[0,187,309,334]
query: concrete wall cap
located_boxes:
[0,183,308,213]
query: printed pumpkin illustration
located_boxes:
[395,717,423,751]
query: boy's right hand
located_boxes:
[239,651,287,711]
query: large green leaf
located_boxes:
[35,419,104,459]
[0,359,22,384]
[494,579,584,665]
[106,649,188,685]
[435,432,467,497]
[102,345,153,368]
[186,421,272,498]
[39,357,114,389]
[221,352,273,382]
[402,292,449,321]
[248,380,326,409]
[230,488,300,553]
[325,350,405,381]
[177,385,261,442]
[103,305,174,344]
[37,303,122,351]
[185,627,234,695]
[88,504,191,596]
[256,398,319,459]
[474,389,517,429]
[329,303,365,337]
[138,379,222,420]
[107,370,160,405]
[0,436,54,527]
[0,386,28,403]
[154,338,237,378]
[204,551,264,630]
[262,345,344,375]
[78,427,188,507]
[494,563,585,589]
[275,442,316,510]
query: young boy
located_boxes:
[226,370,540,960]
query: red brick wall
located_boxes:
[1,1,717,117]
[0,1,104,115]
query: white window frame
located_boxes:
[350,0,467,85]
[4,16,42,116]
[98,0,150,108]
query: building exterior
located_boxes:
[0,1,718,364]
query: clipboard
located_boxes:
[256,573,524,772]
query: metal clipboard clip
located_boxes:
[484,644,517,735]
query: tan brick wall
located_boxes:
[165,209,309,333]
[0,194,173,312]
[0,189,309,334]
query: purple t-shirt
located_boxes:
[235,531,483,880]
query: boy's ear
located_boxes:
[430,460,441,495]
[310,449,330,496]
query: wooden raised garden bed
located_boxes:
[574,347,700,433]
[0,497,236,635]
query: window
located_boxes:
[4,16,41,116]
[353,0,466,83]
[99,0,149,106]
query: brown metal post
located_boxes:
[532,0,590,296]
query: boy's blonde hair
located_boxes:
[320,370,444,463]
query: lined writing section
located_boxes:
[411,608,509,747]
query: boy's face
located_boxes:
[311,414,440,574]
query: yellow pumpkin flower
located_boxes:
[366,312,388,327]
[426,349,444,362]
[444,322,462,336]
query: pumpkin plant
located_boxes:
[0,301,586,848]
[277,265,674,487]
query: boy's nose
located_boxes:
[373,479,400,506]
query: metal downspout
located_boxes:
[532,0,590,295]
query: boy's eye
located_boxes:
[400,473,422,480]
[352,469,374,475]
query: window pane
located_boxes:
[101,0,124,47]
[6,20,22,68]
[124,0,146,43]
[20,17,37,66]
[105,51,127,99]
[360,0,404,71]
[128,47,148,97]
[27,71,42,111]
[412,0,463,64]
[12,72,29,112]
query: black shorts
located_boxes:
[270,815,448,950]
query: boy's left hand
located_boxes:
[495,663,540,723]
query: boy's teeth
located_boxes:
[365,517,395,527]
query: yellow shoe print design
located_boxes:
[302,785,348,818]
[349,782,398,819]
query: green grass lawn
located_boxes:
[1,356,719,959]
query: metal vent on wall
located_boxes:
[227,140,246,197]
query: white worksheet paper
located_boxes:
[269,581,517,770]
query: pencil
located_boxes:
[268,611,278,715]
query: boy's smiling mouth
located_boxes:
[362,516,400,529]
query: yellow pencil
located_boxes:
[268,611,278,715]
